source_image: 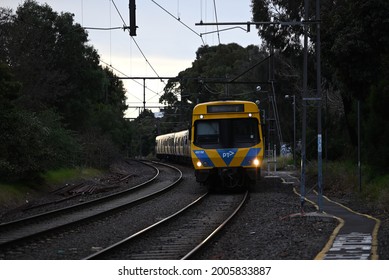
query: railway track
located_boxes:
[0,161,182,258]
[86,190,248,260]
[1,160,150,219]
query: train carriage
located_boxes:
[155,132,175,159]
[173,130,190,158]
[191,100,264,189]
[155,130,190,162]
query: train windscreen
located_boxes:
[194,118,260,148]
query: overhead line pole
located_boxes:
[115,75,271,111]
[196,20,318,27]
[115,76,271,85]
[143,78,146,111]
[300,0,309,210]
[316,0,323,211]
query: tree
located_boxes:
[159,44,270,124]
[0,1,132,180]
[321,0,389,148]
[130,110,156,157]
[251,0,306,56]
[0,63,80,180]
[251,0,389,166]
[363,54,389,173]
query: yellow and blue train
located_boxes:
[155,100,264,189]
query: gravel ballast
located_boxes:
[1,160,388,260]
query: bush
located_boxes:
[308,160,389,212]
[364,175,389,212]
[0,109,81,181]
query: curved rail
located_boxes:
[0,161,159,228]
[0,161,182,248]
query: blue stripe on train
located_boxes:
[193,150,214,167]
[241,148,262,166]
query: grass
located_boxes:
[42,167,102,186]
[0,182,34,208]
[364,174,389,212]
[262,155,295,171]
[0,167,103,209]
[307,160,389,212]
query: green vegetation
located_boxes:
[262,156,295,171]
[42,168,102,186]
[250,0,389,174]
[0,167,103,208]
[0,1,132,183]
[0,182,34,207]
[308,161,389,212]
[364,175,389,212]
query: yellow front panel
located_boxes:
[191,144,264,170]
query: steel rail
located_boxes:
[0,161,182,248]
[182,190,249,259]
[84,192,209,260]
[85,190,249,260]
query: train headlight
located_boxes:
[248,113,252,117]
[253,158,260,167]
[196,161,202,167]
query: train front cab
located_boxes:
[190,101,264,189]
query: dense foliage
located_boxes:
[251,0,389,173]
[0,1,132,181]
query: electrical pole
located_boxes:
[316,0,323,211]
[300,0,309,210]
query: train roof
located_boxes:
[155,129,188,140]
[192,100,259,115]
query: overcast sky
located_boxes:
[2,0,262,118]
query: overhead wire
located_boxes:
[212,0,221,44]
[204,84,223,95]
[81,0,169,115]
[200,0,202,21]
[111,0,127,26]
[111,0,164,83]
[81,0,84,26]
[109,0,112,65]
[177,0,180,20]
[100,59,163,102]
[151,0,205,45]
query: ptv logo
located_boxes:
[218,149,238,166]
[222,151,235,158]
